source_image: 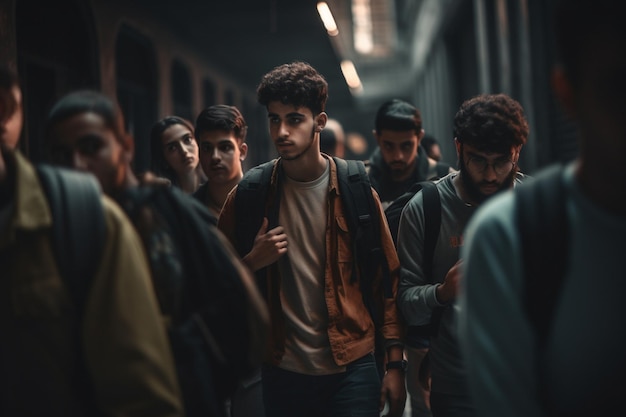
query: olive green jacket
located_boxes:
[0,150,183,417]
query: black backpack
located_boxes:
[121,186,257,417]
[384,180,445,346]
[36,165,106,309]
[234,157,392,375]
[516,164,568,349]
[36,165,106,415]
[516,165,569,413]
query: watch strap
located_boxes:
[385,360,407,371]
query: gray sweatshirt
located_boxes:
[396,173,476,396]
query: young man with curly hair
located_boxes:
[396,93,528,417]
[218,61,406,417]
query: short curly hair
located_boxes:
[257,61,328,115]
[454,93,528,153]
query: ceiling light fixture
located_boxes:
[340,60,363,93]
[317,2,339,36]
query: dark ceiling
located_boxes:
[141,0,355,112]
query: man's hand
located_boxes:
[379,368,407,417]
[435,259,463,304]
[242,217,288,271]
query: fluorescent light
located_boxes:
[353,0,373,54]
[317,2,339,36]
[340,60,363,92]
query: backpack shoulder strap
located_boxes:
[420,181,441,282]
[234,159,276,257]
[420,180,445,336]
[36,165,105,311]
[383,179,440,279]
[515,164,568,347]
[385,181,424,245]
[333,157,392,298]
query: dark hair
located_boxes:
[421,134,438,151]
[195,104,248,142]
[374,99,422,134]
[257,61,328,115]
[454,93,528,154]
[150,115,195,179]
[0,63,19,131]
[46,90,131,149]
[554,0,624,87]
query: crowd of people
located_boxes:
[0,0,623,416]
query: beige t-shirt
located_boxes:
[277,160,345,375]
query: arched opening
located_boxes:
[115,25,158,173]
[171,59,193,122]
[202,78,216,109]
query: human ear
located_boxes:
[239,143,248,161]
[315,112,328,132]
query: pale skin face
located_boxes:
[374,129,424,181]
[267,101,326,163]
[161,123,199,179]
[49,112,132,195]
[197,130,247,184]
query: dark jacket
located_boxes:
[367,146,452,206]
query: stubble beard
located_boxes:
[278,126,317,161]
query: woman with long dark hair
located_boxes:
[150,116,204,194]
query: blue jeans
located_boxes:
[262,353,381,417]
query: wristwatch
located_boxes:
[385,360,408,372]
